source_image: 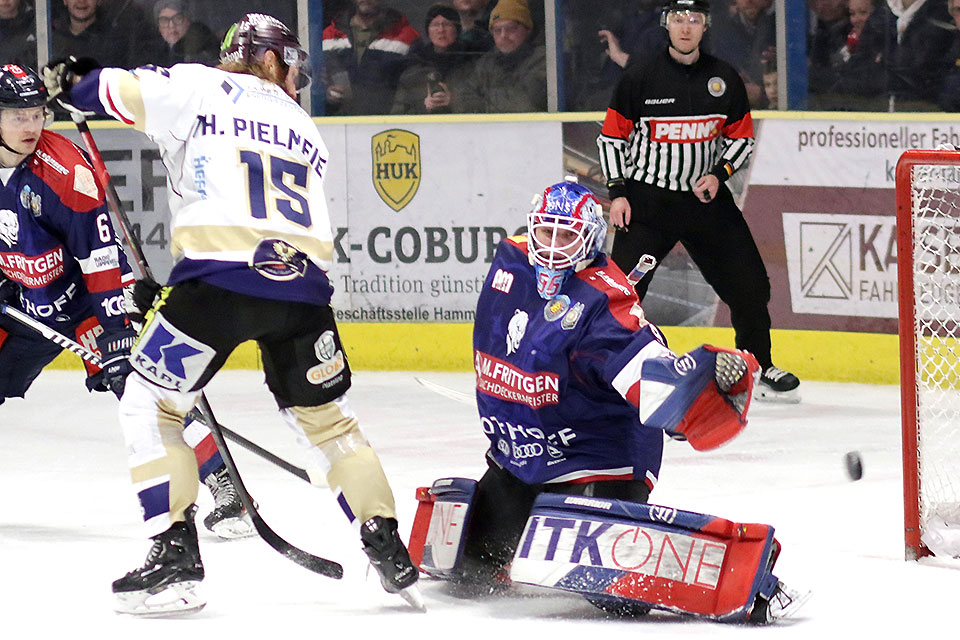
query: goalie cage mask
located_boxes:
[527,180,607,299]
[220,13,311,92]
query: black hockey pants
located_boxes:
[610,180,773,369]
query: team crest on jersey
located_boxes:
[19,185,41,218]
[543,295,570,322]
[0,208,18,247]
[372,129,421,212]
[506,309,528,355]
[707,76,726,97]
[251,238,308,281]
[560,302,584,330]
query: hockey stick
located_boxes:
[0,302,325,486]
[414,377,474,406]
[67,111,342,579]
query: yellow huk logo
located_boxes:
[372,129,421,211]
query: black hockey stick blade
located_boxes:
[197,397,343,579]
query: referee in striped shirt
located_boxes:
[596,0,799,402]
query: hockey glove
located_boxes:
[86,326,137,398]
[0,278,20,305]
[675,346,759,450]
[127,278,162,324]
[42,56,100,103]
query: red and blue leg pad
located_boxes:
[510,494,779,622]
[407,478,477,579]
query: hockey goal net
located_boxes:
[897,149,960,560]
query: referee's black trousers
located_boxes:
[610,180,773,370]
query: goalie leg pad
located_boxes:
[408,478,477,579]
[509,494,779,622]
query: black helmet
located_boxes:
[220,13,311,92]
[660,0,711,26]
[0,64,47,110]
[663,0,710,13]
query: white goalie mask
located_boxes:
[527,181,606,299]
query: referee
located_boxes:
[596,0,799,402]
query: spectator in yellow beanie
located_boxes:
[458,0,545,112]
[488,0,533,32]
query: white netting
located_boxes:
[910,163,960,548]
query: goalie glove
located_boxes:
[638,345,759,451]
[674,346,759,450]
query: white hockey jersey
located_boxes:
[72,64,335,305]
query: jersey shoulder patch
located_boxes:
[30,131,104,211]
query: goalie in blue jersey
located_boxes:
[408,179,809,623]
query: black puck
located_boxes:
[844,451,863,481]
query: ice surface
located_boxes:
[2,371,957,637]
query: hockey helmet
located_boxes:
[660,0,711,27]
[527,179,607,299]
[0,64,47,110]
[220,13,311,91]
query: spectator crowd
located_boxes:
[0,0,958,114]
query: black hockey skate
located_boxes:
[203,466,255,539]
[360,516,425,611]
[113,505,205,616]
[756,365,801,404]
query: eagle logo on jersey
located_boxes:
[0,209,18,248]
[506,309,528,355]
[372,129,421,212]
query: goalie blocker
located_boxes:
[409,478,793,623]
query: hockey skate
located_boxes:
[748,581,812,624]
[756,365,801,404]
[360,516,425,611]
[113,505,205,616]
[203,466,255,539]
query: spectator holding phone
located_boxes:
[391,3,475,114]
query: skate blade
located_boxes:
[398,584,427,612]
[114,580,206,617]
[770,588,812,621]
[755,387,801,404]
[209,514,257,540]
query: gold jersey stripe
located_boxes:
[171,225,334,263]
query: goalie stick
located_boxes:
[0,302,326,486]
[415,255,658,407]
[66,110,341,579]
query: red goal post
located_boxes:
[896,148,960,560]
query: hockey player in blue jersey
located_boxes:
[43,13,421,615]
[0,63,251,543]
[408,180,809,622]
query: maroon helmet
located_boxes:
[219,13,310,91]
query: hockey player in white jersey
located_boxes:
[43,13,419,615]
